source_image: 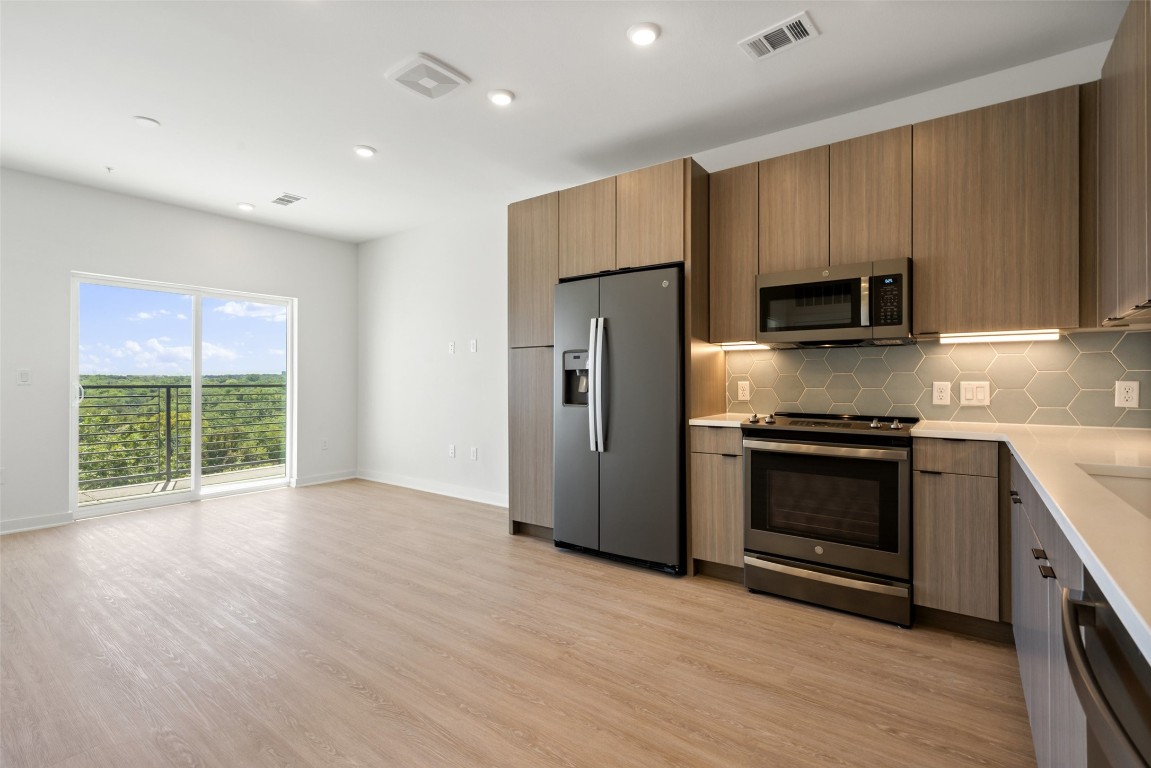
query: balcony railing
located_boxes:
[78,383,286,498]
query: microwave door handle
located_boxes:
[860,275,871,327]
[587,318,598,452]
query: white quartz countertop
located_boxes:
[688,413,748,428]
[913,421,1151,659]
[688,414,1151,658]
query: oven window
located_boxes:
[759,278,860,332]
[748,450,899,551]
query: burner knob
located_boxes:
[890,419,902,430]
[764,413,776,424]
[748,413,759,424]
[869,418,881,429]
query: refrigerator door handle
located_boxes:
[593,317,606,453]
[587,318,598,452]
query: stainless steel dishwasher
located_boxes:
[1063,572,1151,767]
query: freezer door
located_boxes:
[553,277,600,550]
[598,266,683,569]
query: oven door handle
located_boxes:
[742,439,907,462]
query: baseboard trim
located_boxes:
[915,606,1015,644]
[1,512,74,535]
[511,521,553,540]
[355,470,508,508]
[291,471,357,488]
[693,560,744,584]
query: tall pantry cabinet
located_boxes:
[508,193,557,533]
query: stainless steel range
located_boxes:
[741,411,919,626]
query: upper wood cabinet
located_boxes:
[559,177,616,278]
[913,86,1080,335]
[617,160,686,269]
[1099,0,1150,325]
[759,146,829,273]
[709,163,759,343]
[508,192,558,348]
[830,126,912,265]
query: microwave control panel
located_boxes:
[873,274,903,327]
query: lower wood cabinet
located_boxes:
[689,426,743,567]
[1011,456,1086,768]
[912,438,1000,621]
[509,347,553,530]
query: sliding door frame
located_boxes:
[70,272,296,519]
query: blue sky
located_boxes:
[79,284,287,375]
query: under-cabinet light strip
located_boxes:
[939,329,1060,344]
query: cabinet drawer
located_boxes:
[690,426,743,455]
[914,438,998,477]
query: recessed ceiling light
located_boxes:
[487,90,515,106]
[133,115,161,128]
[237,202,255,212]
[353,145,377,158]
[627,22,660,46]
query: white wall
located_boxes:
[0,169,359,532]
[356,204,509,507]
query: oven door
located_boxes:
[743,438,910,580]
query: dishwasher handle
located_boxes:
[1062,587,1147,768]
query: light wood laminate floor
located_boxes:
[1,480,1036,767]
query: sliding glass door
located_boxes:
[73,277,292,517]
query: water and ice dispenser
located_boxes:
[562,350,589,406]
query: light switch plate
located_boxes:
[16,369,31,386]
[960,381,991,406]
[932,382,950,405]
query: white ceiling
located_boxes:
[0,1,1128,244]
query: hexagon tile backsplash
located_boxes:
[724,330,1151,428]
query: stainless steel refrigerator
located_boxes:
[553,265,684,574]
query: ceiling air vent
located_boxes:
[271,193,305,206]
[386,53,470,100]
[739,12,820,60]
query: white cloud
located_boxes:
[213,301,286,322]
[127,309,171,322]
[80,337,239,373]
[203,341,239,361]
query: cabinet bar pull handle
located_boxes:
[1038,564,1056,579]
[1031,548,1048,560]
[919,470,943,475]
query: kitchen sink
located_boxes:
[1076,463,1151,518]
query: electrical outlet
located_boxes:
[1115,380,1140,408]
[470,446,478,461]
[959,381,991,406]
[448,443,456,458]
[736,381,751,401]
[469,339,477,353]
[932,382,950,406]
[321,438,330,451]
[448,341,455,355]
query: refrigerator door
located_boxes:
[598,266,683,569]
[553,277,600,550]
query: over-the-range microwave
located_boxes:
[756,258,913,348]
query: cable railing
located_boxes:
[78,383,286,493]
